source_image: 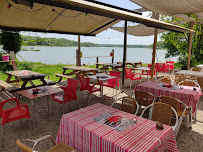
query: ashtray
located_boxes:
[32,88,40,94]
[156,121,164,130]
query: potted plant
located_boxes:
[1,53,10,61]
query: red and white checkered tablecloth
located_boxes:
[135,81,202,113]
[56,103,177,152]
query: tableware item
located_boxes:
[156,121,164,130]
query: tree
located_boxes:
[0,31,22,54]
[160,15,203,68]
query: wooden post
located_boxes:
[122,21,128,89]
[10,51,17,71]
[76,35,81,66]
[111,49,114,63]
[187,22,194,70]
[96,57,99,64]
[150,13,159,81]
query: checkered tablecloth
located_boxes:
[135,81,202,113]
[56,103,177,152]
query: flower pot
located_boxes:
[2,54,9,61]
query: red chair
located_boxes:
[166,61,174,73]
[156,63,168,76]
[125,68,141,89]
[52,78,79,112]
[142,64,156,76]
[0,98,31,147]
[79,76,101,105]
[103,71,120,99]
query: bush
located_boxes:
[0,31,22,54]
[178,54,197,70]
[0,51,12,72]
[17,62,32,70]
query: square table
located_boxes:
[56,103,177,152]
[117,61,142,68]
[134,67,157,81]
[135,81,202,121]
[17,86,63,135]
[88,74,117,101]
[5,70,47,90]
[176,70,203,77]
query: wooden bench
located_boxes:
[0,80,18,92]
[44,79,57,85]
[55,74,79,81]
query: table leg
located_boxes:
[31,100,36,136]
[40,78,48,85]
[5,74,12,83]
[46,96,50,115]
[29,80,35,86]
[101,81,103,103]
[58,69,66,82]
[115,78,117,101]
[21,80,29,89]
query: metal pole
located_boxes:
[122,20,128,89]
[112,49,114,63]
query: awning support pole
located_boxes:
[150,13,159,81]
[187,22,194,70]
[76,35,81,66]
[122,20,128,89]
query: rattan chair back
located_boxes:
[191,67,201,72]
[121,97,137,114]
[161,77,171,84]
[197,77,203,88]
[134,90,153,106]
[160,96,178,112]
[175,75,186,84]
[16,139,33,152]
[178,80,196,87]
[152,103,172,126]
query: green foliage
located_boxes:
[21,35,98,47]
[17,62,33,70]
[160,15,203,67]
[0,51,12,72]
[0,31,22,54]
[178,54,197,69]
[148,41,165,49]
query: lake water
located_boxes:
[17,46,178,65]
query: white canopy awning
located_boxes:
[0,0,195,35]
[130,0,203,19]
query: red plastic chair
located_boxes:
[52,78,79,112]
[103,71,120,99]
[0,98,31,147]
[79,76,101,105]
[156,63,168,76]
[125,68,141,89]
[166,61,174,73]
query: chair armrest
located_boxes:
[2,105,30,125]
[23,135,56,150]
[0,98,19,107]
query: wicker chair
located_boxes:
[191,67,201,72]
[159,95,191,128]
[175,75,186,84]
[159,77,172,84]
[178,80,200,87]
[16,135,75,152]
[134,90,155,107]
[141,102,180,137]
[197,77,203,89]
[111,96,139,115]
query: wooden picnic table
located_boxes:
[117,61,142,68]
[57,66,98,82]
[96,63,122,72]
[5,70,47,90]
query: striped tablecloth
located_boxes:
[135,81,202,113]
[56,103,177,152]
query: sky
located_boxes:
[21,0,161,45]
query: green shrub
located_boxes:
[178,54,197,70]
